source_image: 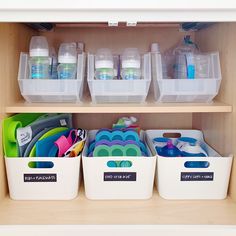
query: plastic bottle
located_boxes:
[160,140,182,157]
[95,48,114,80]
[29,36,50,79]
[121,48,141,80]
[57,43,77,80]
[49,47,58,79]
[173,35,199,79]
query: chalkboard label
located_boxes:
[181,172,214,181]
[104,172,136,181]
[24,174,57,182]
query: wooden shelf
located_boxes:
[0,189,236,225]
[5,100,232,114]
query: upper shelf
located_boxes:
[1,1,236,22]
[5,100,232,114]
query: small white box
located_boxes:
[146,129,233,200]
[5,156,81,200]
[82,130,156,200]
[152,52,222,103]
[87,53,151,103]
[18,53,85,103]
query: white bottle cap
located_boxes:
[29,36,49,57]
[95,48,114,69]
[95,60,114,69]
[122,59,140,68]
[151,43,160,53]
[58,43,77,64]
[121,48,141,69]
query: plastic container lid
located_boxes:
[30,36,49,57]
[121,48,141,69]
[58,43,77,63]
[151,43,160,53]
[95,48,114,69]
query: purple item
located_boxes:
[95,140,139,147]
[160,140,182,157]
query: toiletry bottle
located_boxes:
[95,48,114,80]
[29,36,50,79]
[57,43,77,80]
[121,48,141,80]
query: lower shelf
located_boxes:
[0,188,236,225]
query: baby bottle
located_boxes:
[95,48,114,80]
[57,43,77,80]
[121,48,141,80]
[49,47,58,79]
[29,36,50,79]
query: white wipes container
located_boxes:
[57,43,77,80]
[95,48,114,80]
[121,48,141,80]
[29,36,50,79]
[146,130,233,200]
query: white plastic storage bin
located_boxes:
[146,130,233,200]
[82,130,156,200]
[87,53,151,103]
[152,52,222,103]
[5,156,81,200]
[18,52,85,103]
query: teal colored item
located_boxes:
[93,145,110,157]
[95,131,112,142]
[36,129,71,157]
[120,160,132,167]
[123,131,139,142]
[24,127,53,157]
[111,131,124,141]
[110,145,124,156]
[124,144,141,156]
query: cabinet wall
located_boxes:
[193,23,236,200]
[0,22,235,203]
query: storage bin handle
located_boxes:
[28,161,54,169]
[163,132,181,138]
[184,161,210,168]
[107,160,132,168]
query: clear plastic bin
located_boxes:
[18,52,85,103]
[87,53,151,103]
[152,52,222,103]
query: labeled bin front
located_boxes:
[82,130,156,200]
[146,129,233,200]
[5,156,81,200]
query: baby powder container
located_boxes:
[95,48,114,80]
[29,36,50,79]
[121,48,141,80]
[58,43,77,80]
